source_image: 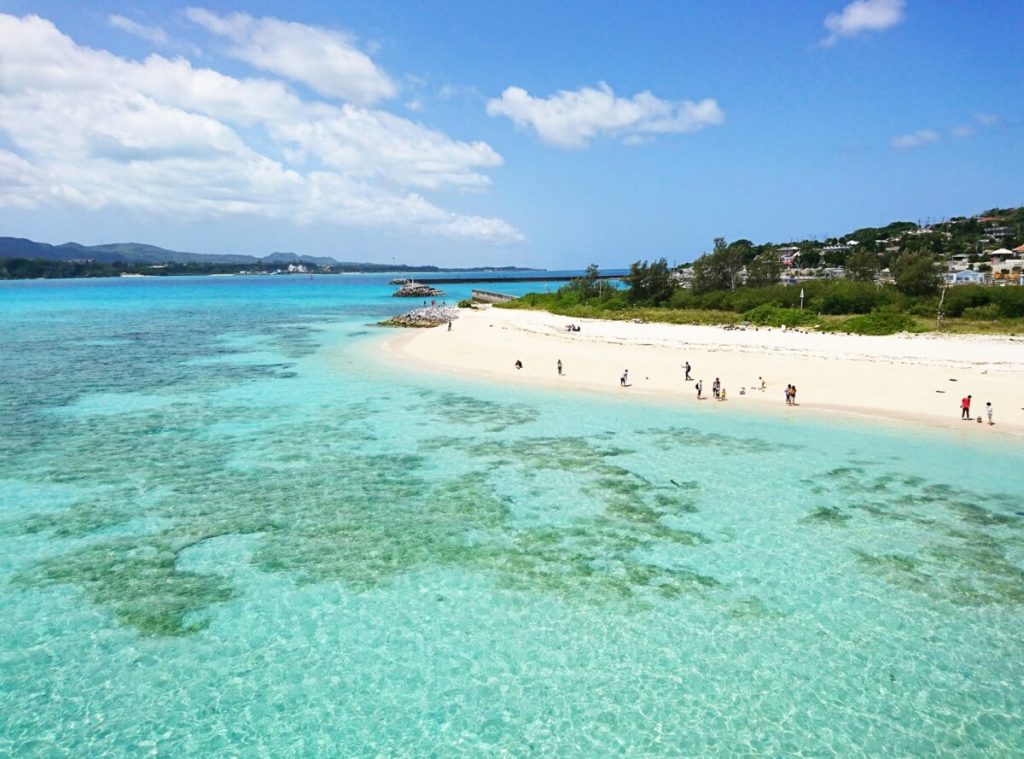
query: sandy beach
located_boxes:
[379,305,1024,438]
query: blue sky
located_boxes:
[0,1,1020,268]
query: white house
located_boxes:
[946,270,987,285]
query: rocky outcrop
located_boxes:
[393,282,444,297]
[379,306,458,328]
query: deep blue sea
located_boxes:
[2,274,1023,756]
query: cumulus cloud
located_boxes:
[0,13,522,244]
[889,129,938,151]
[184,7,396,106]
[486,82,724,149]
[822,0,905,47]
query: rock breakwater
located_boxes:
[393,283,444,297]
[379,306,459,328]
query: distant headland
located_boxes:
[0,236,538,279]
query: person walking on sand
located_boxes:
[620,370,628,387]
[684,361,692,381]
[986,401,994,425]
[557,359,562,376]
[447,320,452,332]
[961,394,972,420]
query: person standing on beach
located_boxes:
[791,385,797,405]
[712,378,720,399]
[620,370,628,387]
[684,362,692,381]
[961,395,972,420]
[557,359,562,375]
[447,320,452,332]
[986,401,994,425]
[696,380,703,399]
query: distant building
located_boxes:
[947,270,987,285]
[988,248,1015,262]
[821,243,853,255]
[987,226,1014,239]
[776,246,800,267]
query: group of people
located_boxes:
[689,365,770,405]
[522,356,799,408]
[961,395,995,425]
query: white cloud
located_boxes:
[822,0,905,47]
[184,7,396,106]
[109,15,169,46]
[486,82,724,149]
[949,112,999,140]
[0,13,522,244]
[889,129,938,151]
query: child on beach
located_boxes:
[620,370,628,387]
[986,402,994,425]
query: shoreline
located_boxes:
[375,305,1024,439]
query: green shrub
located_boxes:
[826,311,921,335]
[601,296,629,311]
[741,303,817,327]
[942,286,990,317]
[992,287,1024,318]
[962,304,1001,321]
[457,298,475,308]
[816,280,881,314]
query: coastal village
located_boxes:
[676,208,1024,288]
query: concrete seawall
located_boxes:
[471,289,518,304]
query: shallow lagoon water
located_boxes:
[1,275,1023,756]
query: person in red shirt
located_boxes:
[961,394,972,420]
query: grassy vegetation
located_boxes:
[500,282,1024,336]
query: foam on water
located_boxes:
[1,276,1023,755]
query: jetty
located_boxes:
[408,274,621,285]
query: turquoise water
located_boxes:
[2,276,1023,756]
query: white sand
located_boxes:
[378,305,1024,438]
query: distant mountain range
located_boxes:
[0,236,533,271]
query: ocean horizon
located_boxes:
[2,275,1023,756]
